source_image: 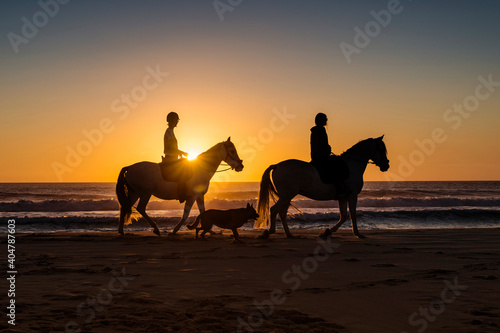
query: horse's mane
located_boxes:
[341,138,372,156]
[341,138,386,157]
[197,141,224,161]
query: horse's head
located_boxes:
[223,137,244,172]
[371,135,390,172]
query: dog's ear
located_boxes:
[246,203,250,208]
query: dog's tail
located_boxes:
[187,214,201,230]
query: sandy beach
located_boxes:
[2,228,500,333]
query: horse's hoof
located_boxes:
[319,228,331,239]
[257,230,270,239]
[153,229,161,236]
[355,234,366,239]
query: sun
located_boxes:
[186,150,200,161]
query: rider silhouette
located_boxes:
[310,113,332,169]
[163,112,189,203]
[310,113,349,198]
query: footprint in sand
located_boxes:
[472,275,497,280]
[371,263,396,267]
[343,257,360,262]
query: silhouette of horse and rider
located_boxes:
[116,112,389,238]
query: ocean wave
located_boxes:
[1,199,121,212]
[356,197,500,208]
[7,216,182,233]
[1,196,500,212]
[7,208,500,233]
[291,208,500,222]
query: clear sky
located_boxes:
[1,0,499,182]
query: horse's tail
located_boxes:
[187,214,202,230]
[255,164,278,229]
[116,167,134,226]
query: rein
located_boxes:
[196,145,236,173]
[196,158,232,173]
[342,154,375,165]
[341,139,387,167]
[214,163,233,172]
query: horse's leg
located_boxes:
[269,204,279,234]
[136,195,160,236]
[278,204,293,238]
[270,198,292,237]
[332,199,348,232]
[196,196,205,214]
[196,196,216,235]
[320,199,348,239]
[259,201,281,239]
[118,209,126,236]
[348,196,364,238]
[171,197,195,234]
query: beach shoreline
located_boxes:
[2,228,499,332]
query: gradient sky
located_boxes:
[1,0,499,182]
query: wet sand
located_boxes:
[1,228,500,332]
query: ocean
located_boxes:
[1,182,499,233]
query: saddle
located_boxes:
[159,157,194,182]
[311,155,349,184]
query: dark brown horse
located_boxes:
[256,136,389,238]
[116,138,243,235]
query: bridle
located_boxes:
[371,140,389,168]
[214,163,234,173]
[199,142,241,173]
[343,154,376,165]
[343,140,388,167]
[194,141,243,173]
[223,141,243,171]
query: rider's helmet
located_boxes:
[167,112,179,124]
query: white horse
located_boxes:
[116,138,243,235]
[256,136,389,238]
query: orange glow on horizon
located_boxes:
[1,2,499,183]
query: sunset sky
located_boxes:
[1,0,499,182]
